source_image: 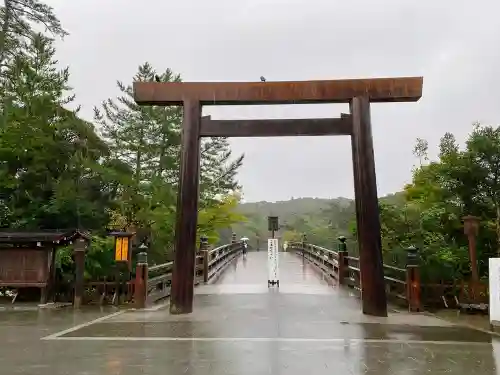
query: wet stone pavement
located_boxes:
[1,251,500,374]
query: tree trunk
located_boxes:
[0,0,12,66]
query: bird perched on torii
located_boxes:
[260,76,266,82]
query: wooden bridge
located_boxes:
[130,238,420,313]
[130,237,483,314]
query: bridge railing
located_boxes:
[288,240,420,312]
[198,240,244,283]
[145,261,174,305]
[134,239,245,308]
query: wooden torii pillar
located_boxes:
[133,77,423,316]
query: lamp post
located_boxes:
[463,215,480,301]
[406,245,421,312]
[109,231,135,305]
[109,231,134,264]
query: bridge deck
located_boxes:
[0,251,498,374]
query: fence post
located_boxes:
[463,215,480,302]
[301,234,307,257]
[134,245,148,309]
[73,238,87,309]
[337,236,349,285]
[200,235,210,283]
[406,245,421,312]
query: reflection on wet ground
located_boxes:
[60,318,493,343]
[433,308,491,331]
[0,251,499,374]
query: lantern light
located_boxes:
[109,231,135,262]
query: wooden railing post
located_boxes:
[200,235,210,283]
[463,215,480,302]
[301,234,307,257]
[406,245,421,312]
[73,238,87,309]
[134,248,148,309]
[337,236,349,285]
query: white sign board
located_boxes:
[489,258,500,325]
[268,238,279,286]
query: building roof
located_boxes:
[0,229,91,245]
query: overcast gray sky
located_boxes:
[46,0,500,202]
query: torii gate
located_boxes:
[133,77,423,317]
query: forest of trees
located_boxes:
[238,125,500,285]
[0,1,245,279]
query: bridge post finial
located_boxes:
[134,243,149,309]
[200,235,210,283]
[337,236,347,252]
[337,236,349,285]
[199,235,209,253]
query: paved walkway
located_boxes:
[1,251,500,374]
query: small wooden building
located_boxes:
[0,229,90,304]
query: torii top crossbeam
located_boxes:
[133,77,423,106]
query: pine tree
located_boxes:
[94,62,182,227]
[199,136,244,208]
[0,33,112,229]
[0,0,67,70]
[96,62,245,251]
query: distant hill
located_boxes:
[237,193,404,220]
[237,197,351,217]
[227,193,406,249]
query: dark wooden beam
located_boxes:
[169,99,202,315]
[200,115,352,137]
[350,96,387,317]
[133,77,423,106]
